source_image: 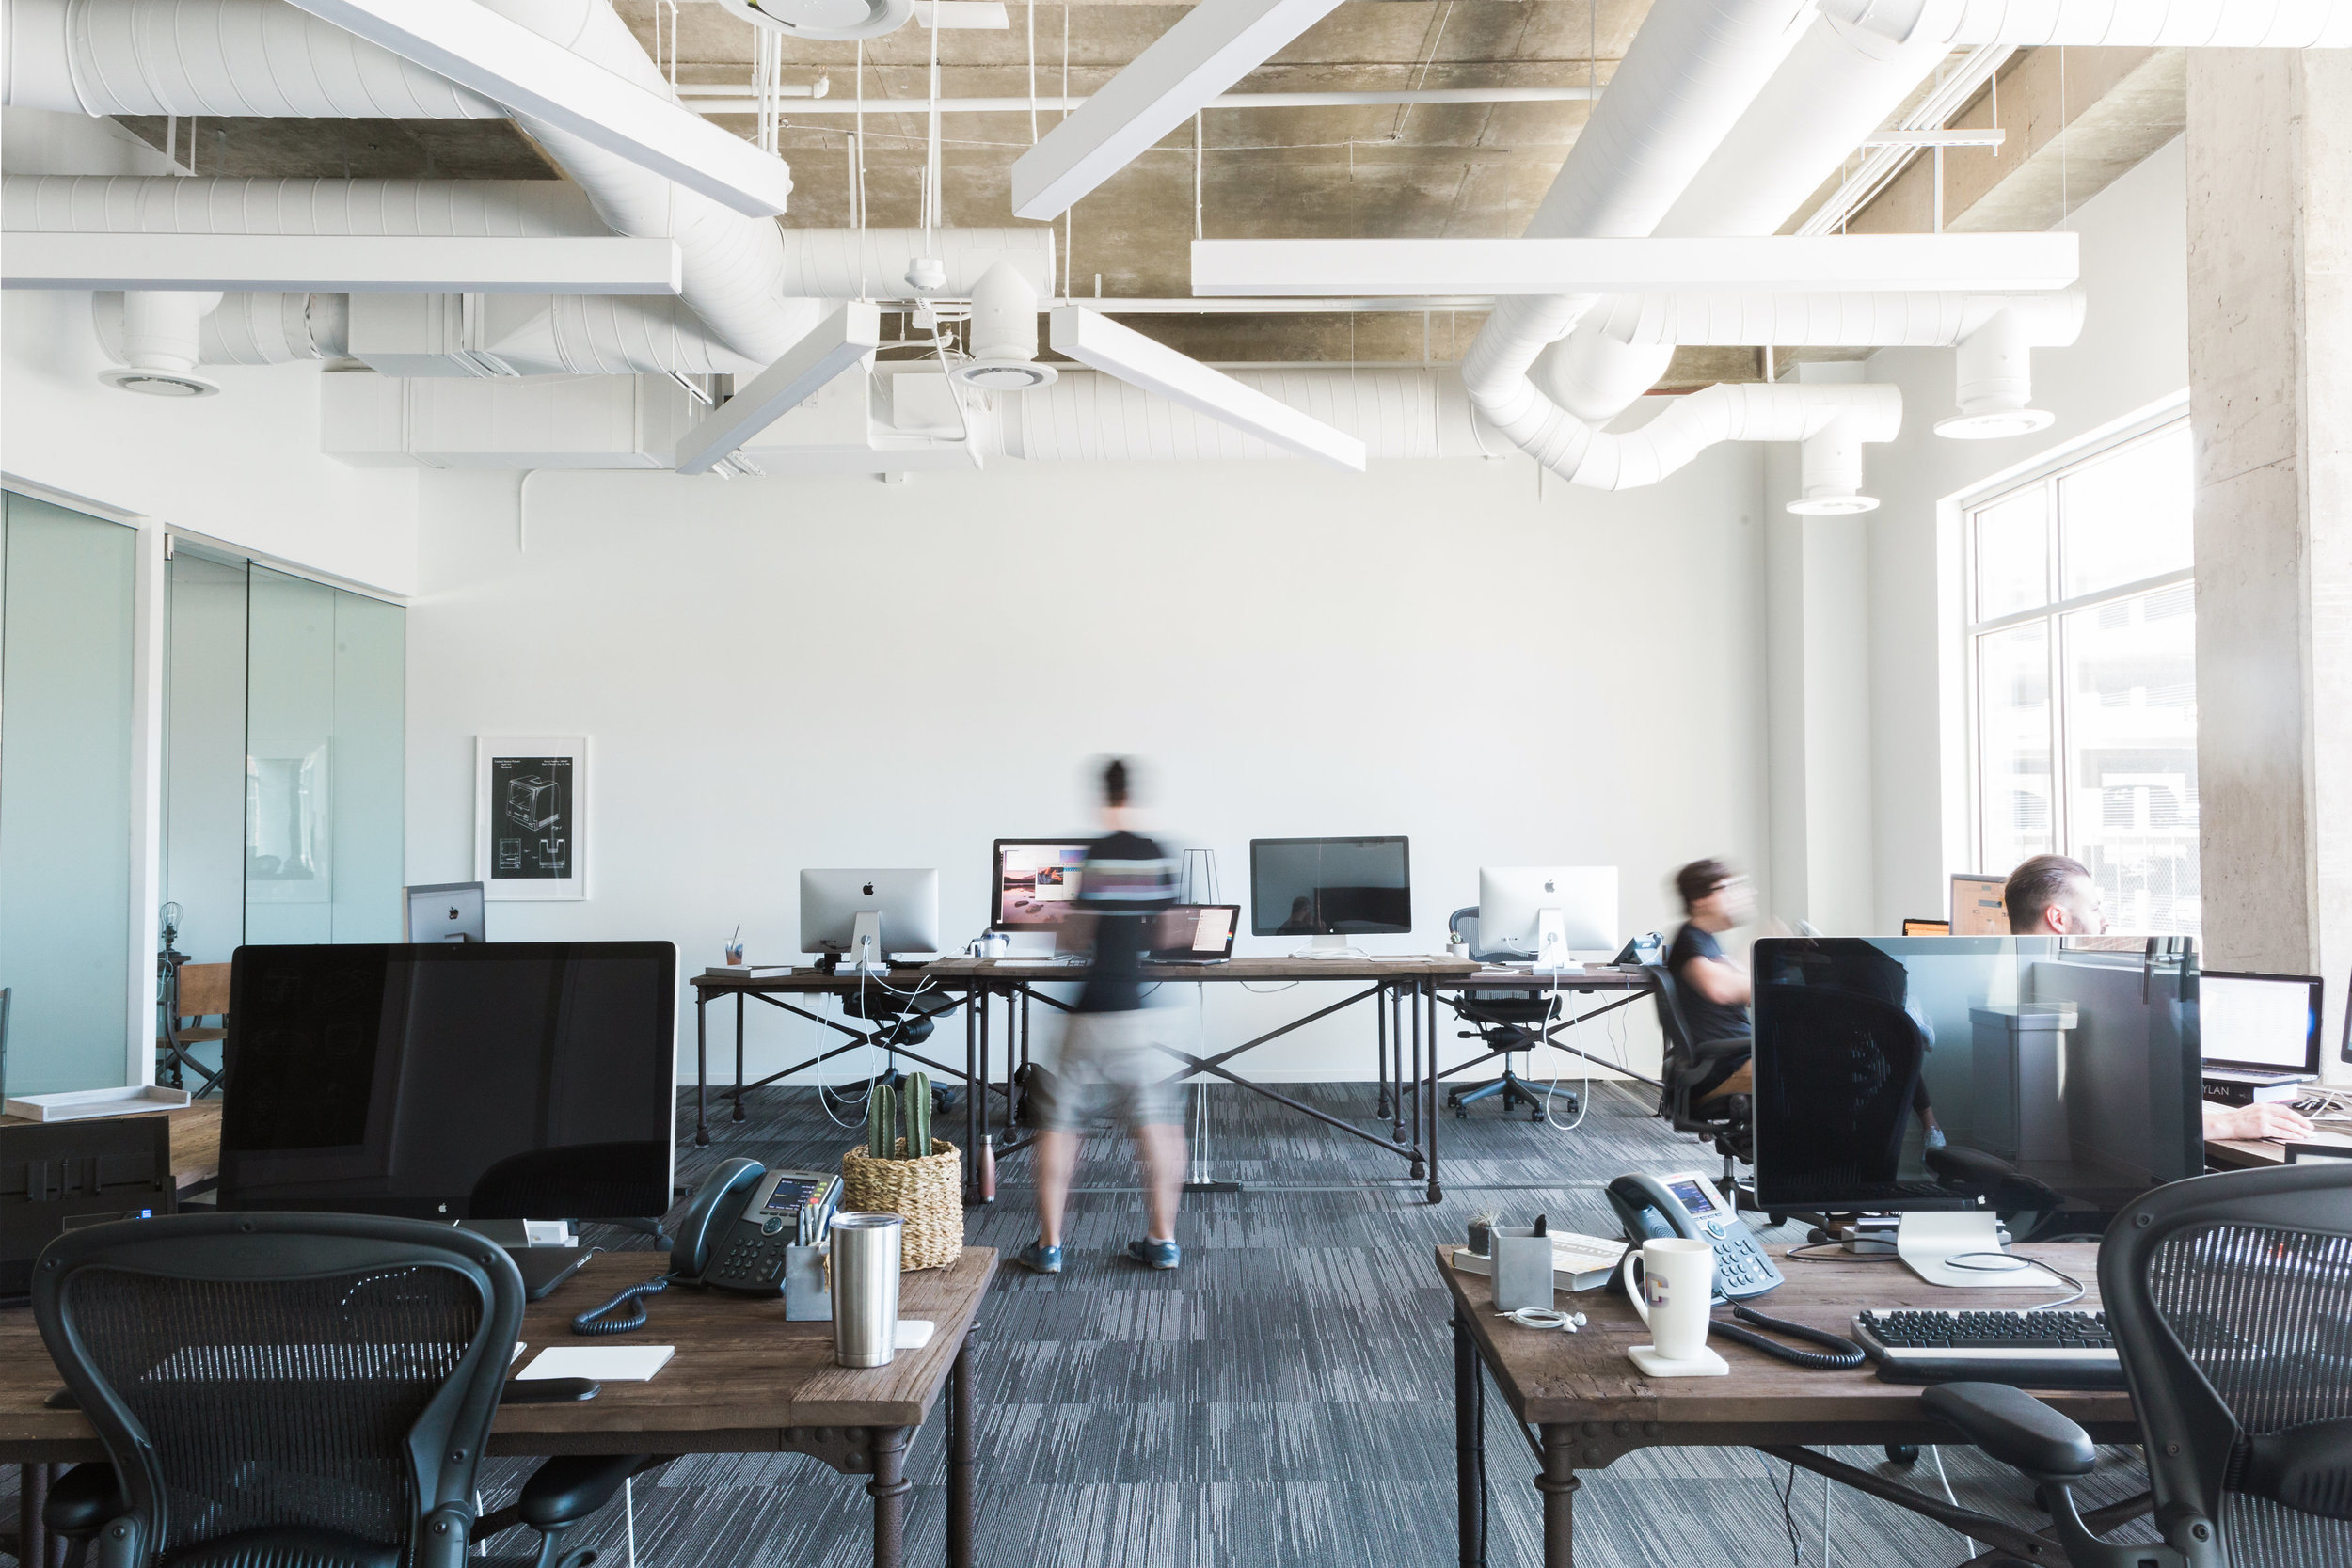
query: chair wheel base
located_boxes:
[1885,1444,1920,1465]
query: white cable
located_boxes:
[1927,1447,1975,1558]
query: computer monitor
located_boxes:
[1149,904,1240,961]
[218,942,677,1230]
[2200,971,2322,1077]
[799,870,941,966]
[404,880,485,943]
[1749,935,2201,1285]
[991,839,1094,934]
[1949,874,2008,935]
[1250,836,1410,957]
[1478,866,1617,965]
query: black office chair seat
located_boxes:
[1643,960,1767,1214]
[33,1213,663,1568]
[1441,910,1577,1121]
[839,985,958,1048]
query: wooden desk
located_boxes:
[1438,1243,2144,1567]
[1,1249,995,1568]
[0,1101,221,1193]
[2205,1129,2352,1169]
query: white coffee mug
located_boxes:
[1619,1238,1716,1362]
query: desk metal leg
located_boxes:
[1409,983,1426,1183]
[694,994,710,1147]
[963,991,979,1196]
[1536,1425,1580,1568]
[1425,980,1443,1203]
[1390,984,1406,1143]
[1454,1313,1486,1568]
[1375,992,1391,1121]
[946,1331,975,1568]
[732,992,747,1121]
[867,1425,912,1568]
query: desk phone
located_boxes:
[1606,1170,1783,1302]
[673,1157,838,1297]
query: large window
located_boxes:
[1965,419,2198,935]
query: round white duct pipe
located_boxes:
[99,289,346,365]
[954,261,1056,393]
[2,176,609,236]
[1582,290,2084,349]
[96,289,224,394]
[1823,0,2352,48]
[1532,330,1677,426]
[474,294,765,378]
[1560,381,1902,494]
[1004,369,1461,464]
[1793,420,1878,514]
[0,0,502,117]
[1940,300,2080,437]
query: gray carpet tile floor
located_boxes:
[6,1071,2160,1568]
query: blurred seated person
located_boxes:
[2004,853,2315,1145]
[1668,860,1756,1100]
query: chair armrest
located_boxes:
[1922,1383,2095,1479]
[1690,1037,1750,1062]
[516,1456,675,1531]
[42,1465,124,1537]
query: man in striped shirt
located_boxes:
[1015,757,1188,1275]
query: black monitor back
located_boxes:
[219,942,676,1222]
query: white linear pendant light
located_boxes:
[2,234,684,294]
[1048,308,1367,471]
[279,0,799,216]
[1011,0,1349,220]
[675,303,882,474]
[1190,234,2081,297]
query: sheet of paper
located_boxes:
[517,1345,675,1382]
[894,1320,936,1350]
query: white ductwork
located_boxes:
[3,176,611,237]
[954,261,1056,393]
[1004,368,1469,463]
[96,288,224,394]
[1823,0,2352,48]
[1938,295,2086,436]
[1582,289,2084,349]
[0,0,501,117]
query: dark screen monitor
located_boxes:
[1249,837,1411,937]
[219,942,677,1222]
[1749,936,2201,1225]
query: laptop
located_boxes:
[2200,971,2323,1091]
[1151,905,1240,965]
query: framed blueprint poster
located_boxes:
[476,736,587,900]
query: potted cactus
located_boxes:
[840,1072,961,1270]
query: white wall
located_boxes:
[1,110,419,595]
[403,447,1770,1086]
[1857,136,2192,931]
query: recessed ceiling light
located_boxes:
[1787,494,1881,516]
[950,361,1057,392]
[1935,407,2057,440]
[716,0,911,41]
[99,366,219,398]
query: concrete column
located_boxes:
[2186,50,2352,1079]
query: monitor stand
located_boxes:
[1894,1211,2058,1290]
[1296,933,1367,960]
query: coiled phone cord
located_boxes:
[572,1275,672,1336]
[1709,1302,1866,1370]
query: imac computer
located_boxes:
[1478,866,1618,968]
[1749,935,2201,1290]
[799,869,941,973]
[1250,836,1410,958]
[404,880,485,942]
[217,941,677,1297]
[991,839,1094,953]
[2199,971,2322,1085]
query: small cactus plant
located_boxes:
[864,1074,936,1160]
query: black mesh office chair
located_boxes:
[1924,1162,2352,1567]
[32,1212,664,1568]
[1643,961,1758,1205]
[1441,909,1575,1121]
[835,986,963,1113]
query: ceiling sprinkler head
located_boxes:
[1934,407,2058,440]
[905,257,948,294]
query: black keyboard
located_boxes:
[1852,1307,2124,1388]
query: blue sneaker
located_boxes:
[1125,1238,1181,1271]
[1013,1242,1062,1275]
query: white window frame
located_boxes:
[1956,403,2196,907]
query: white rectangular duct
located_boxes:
[730,365,982,477]
[321,369,698,468]
[1823,0,2352,47]
[1192,234,2081,298]
[0,233,682,293]
[275,0,796,216]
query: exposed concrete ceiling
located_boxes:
[103,4,2183,381]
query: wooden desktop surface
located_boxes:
[1438,1242,2135,1447]
[0,1248,996,1463]
[929,956,1477,982]
[2204,1129,2352,1169]
[0,1101,220,1192]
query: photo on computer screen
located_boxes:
[995,841,1092,927]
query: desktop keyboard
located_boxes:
[1852,1307,2124,1388]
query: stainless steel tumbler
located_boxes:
[830,1211,903,1368]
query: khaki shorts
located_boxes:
[1027,1007,1184,1132]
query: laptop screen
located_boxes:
[1152,905,1238,958]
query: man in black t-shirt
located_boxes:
[1665,859,1755,1100]
[1013,758,1187,1276]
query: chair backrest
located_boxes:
[1642,962,1696,1059]
[33,1212,523,1568]
[175,963,232,1022]
[2101,1163,2352,1566]
[1749,985,1925,1189]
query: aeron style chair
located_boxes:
[1644,960,1763,1213]
[1442,908,1577,1121]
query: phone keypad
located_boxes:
[710,1223,789,1294]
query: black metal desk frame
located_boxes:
[689,973,977,1148]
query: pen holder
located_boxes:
[1489,1227,1555,1312]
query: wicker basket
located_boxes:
[840,1138,963,1271]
